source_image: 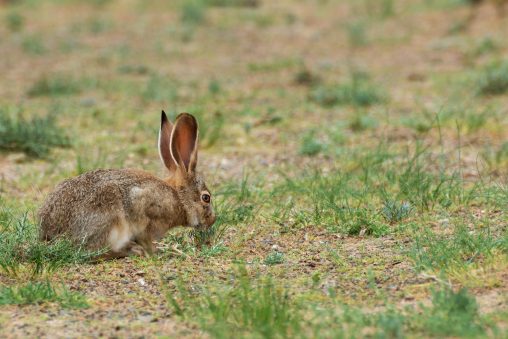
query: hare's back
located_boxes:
[38,169,160,243]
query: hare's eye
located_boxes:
[201,193,211,204]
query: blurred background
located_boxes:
[0,0,507,201]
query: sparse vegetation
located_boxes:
[310,72,386,107]
[21,35,46,55]
[0,111,70,157]
[0,281,88,309]
[382,200,413,223]
[477,61,508,96]
[409,223,506,273]
[349,112,378,132]
[167,267,301,338]
[347,20,369,47]
[27,75,83,97]
[264,251,284,265]
[181,0,207,25]
[5,11,24,32]
[299,130,323,156]
[0,0,507,337]
[0,208,98,276]
[167,268,495,338]
[142,74,179,103]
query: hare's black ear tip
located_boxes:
[161,110,168,121]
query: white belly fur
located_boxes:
[108,219,133,252]
[107,186,151,252]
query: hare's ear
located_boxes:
[170,113,198,173]
[159,110,177,173]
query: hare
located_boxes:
[38,112,216,259]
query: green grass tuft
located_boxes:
[28,75,83,97]
[0,111,71,157]
[264,251,284,265]
[418,286,486,337]
[5,11,24,32]
[477,61,508,96]
[310,73,386,107]
[142,74,179,103]
[382,200,413,224]
[294,68,320,86]
[0,209,98,276]
[349,112,378,132]
[0,281,88,309]
[167,266,301,338]
[299,130,323,156]
[166,266,494,337]
[21,35,46,55]
[181,0,207,25]
[409,223,506,273]
[346,20,369,47]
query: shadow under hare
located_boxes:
[39,112,216,259]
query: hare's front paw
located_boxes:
[126,241,150,257]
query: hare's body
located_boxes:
[39,169,186,254]
[38,112,216,259]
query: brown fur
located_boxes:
[38,112,216,259]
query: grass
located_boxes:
[0,207,98,276]
[409,223,507,273]
[141,74,179,103]
[381,200,413,223]
[361,0,396,18]
[293,68,321,86]
[271,141,475,235]
[264,251,284,265]
[181,1,207,26]
[0,110,71,157]
[0,281,88,309]
[27,75,83,97]
[21,35,46,55]
[349,112,378,132]
[481,141,508,170]
[346,20,369,47]
[299,130,323,156]
[167,266,301,338]
[418,286,487,337]
[167,266,495,338]
[309,72,386,107]
[476,61,508,96]
[5,11,24,32]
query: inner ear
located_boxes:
[159,110,177,172]
[170,113,198,172]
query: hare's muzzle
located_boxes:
[200,213,216,230]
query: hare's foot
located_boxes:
[96,241,150,261]
[133,233,156,255]
[127,241,150,256]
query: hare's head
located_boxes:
[159,111,216,229]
